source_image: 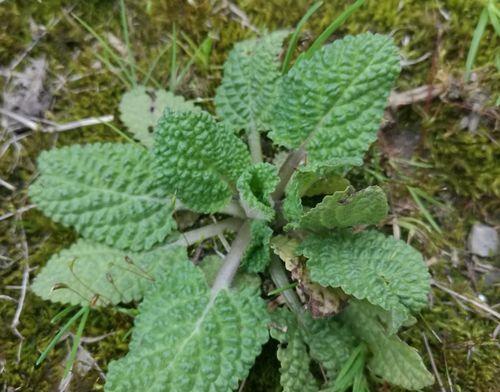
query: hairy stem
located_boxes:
[247,129,263,163]
[269,256,305,318]
[272,148,306,201]
[217,200,247,218]
[173,218,243,247]
[211,221,252,295]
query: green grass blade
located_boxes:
[63,306,90,377]
[36,307,86,367]
[94,52,132,88]
[465,7,489,82]
[50,305,78,324]
[304,0,365,60]
[103,122,144,147]
[281,1,323,73]
[72,13,135,85]
[407,186,442,234]
[488,2,500,36]
[119,0,136,86]
[267,283,298,296]
[170,24,178,92]
[144,40,172,86]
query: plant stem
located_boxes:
[268,256,305,318]
[211,221,252,295]
[272,148,306,201]
[173,218,243,247]
[217,200,247,218]
[247,128,263,163]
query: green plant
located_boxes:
[28,23,434,392]
[465,0,499,82]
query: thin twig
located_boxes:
[0,177,16,191]
[389,84,445,107]
[421,332,446,392]
[0,205,36,222]
[432,280,500,321]
[0,108,113,133]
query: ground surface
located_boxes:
[0,1,499,391]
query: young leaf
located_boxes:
[282,167,350,229]
[119,85,199,147]
[299,230,430,322]
[241,220,273,273]
[31,240,184,306]
[237,162,279,220]
[29,143,176,251]
[269,33,400,167]
[300,186,388,231]
[270,308,318,392]
[105,254,269,391]
[215,30,289,132]
[154,111,251,213]
[342,301,434,390]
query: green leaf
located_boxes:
[270,308,318,392]
[237,163,279,220]
[154,111,251,213]
[215,30,289,132]
[31,240,185,306]
[105,254,270,391]
[342,301,434,390]
[241,220,273,273]
[282,168,350,230]
[269,33,400,167]
[200,254,261,289]
[29,143,176,251]
[300,186,388,231]
[299,230,430,322]
[303,315,358,383]
[119,85,199,147]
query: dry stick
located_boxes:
[389,84,445,108]
[432,280,500,321]
[211,221,252,295]
[0,205,36,222]
[0,108,113,133]
[421,332,446,392]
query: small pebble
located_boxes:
[467,223,499,257]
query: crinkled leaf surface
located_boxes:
[271,307,358,391]
[241,220,273,273]
[300,186,388,230]
[154,111,251,213]
[200,254,261,289]
[119,85,198,147]
[105,253,269,391]
[237,163,279,220]
[299,230,430,322]
[342,301,434,390]
[303,315,357,384]
[32,240,184,306]
[269,33,400,166]
[270,308,318,392]
[282,168,350,230]
[29,143,176,251]
[215,30,289,132]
